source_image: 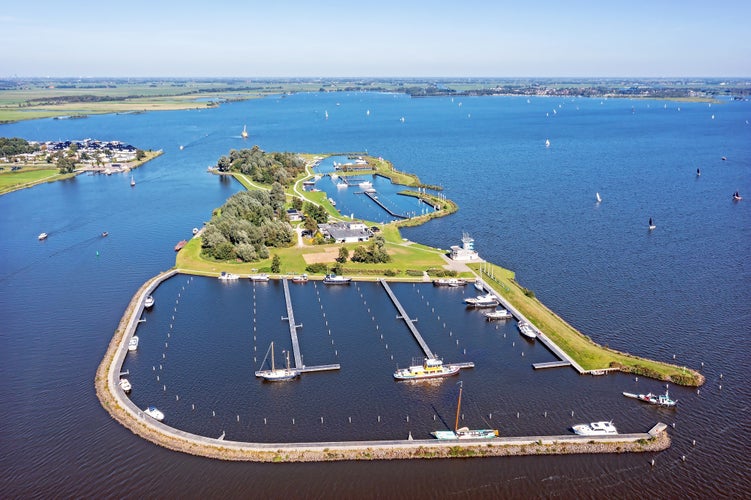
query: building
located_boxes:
[286,209,303,222]
[318,222,371,243]
[449,232,480,261]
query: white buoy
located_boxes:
[212,410,215,417]
[264,418,267,424]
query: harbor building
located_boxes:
[449,232,480,261]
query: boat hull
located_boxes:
[432,429,498,440]
[255,369,298,381]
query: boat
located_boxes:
[249,273,269,282]
[474,279,484,292]
[571,421,618,436]
[218,271,239,281]
[101,231,109,237]
[323,274,351,284]
[328,197,336,206]
[432,382,498,440]
[130,176,135,187]
[596,192,602,203]
[545,138,551,148]
[622,388,677,408]
[464,293,499,308]
[732,190,742,201]
[192,227,199,235]
[358,180,373,189]
[364,187,377,193]
[394,357,460,380]
[696,168,701,177]
[433,278,467,287]
[484,309,513,321]
[174,240,188,251]
[144,295,155,308]
[648,217,656,230]
[128,336,139,351]
[255,341,298,381]
[400,116,405,123]
[179,145,184,150]
[517,321,536,339]
[241,125,248,138]
[38,232,48,240]
[119,378,132,393]
[144,406,164,421]
[292,273,308,283]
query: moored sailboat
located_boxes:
[432,382,498,440]
[255,341,298,381]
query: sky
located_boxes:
[2,0,749,78]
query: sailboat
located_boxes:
[255,341,298,381]
[596,192,602,203]
[130,176,135,187]
[648,217,656,230]
[733,190,742,201]
[241,125,248,138]
[696,168,701,177]
[432,382,498,440]
[545,138,550,148]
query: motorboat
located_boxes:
[484,309,513,321]
[328,197,337,206]
[130,176,135,187]
[144,406,164,421]
[241,125,248,138]
[291,274,308,283]
[323,274,351,284]
[119,378,132,393]
[249,273,270,282]
[517,321,536,339]
[464,293,499,308]
[571,421,618,436]
[358,180,373,189]
[622,388,677,408]
[101,231,109,237]
[218,272,239,281]
[433,278,467,287]
[38,232,48,240]
[474,279,484,292]
[174,240,187,251]
[128,336,139,351]
[144,295,155,308]
[432,382,498,440]
[394,357,460,380]
[192,227,199,235]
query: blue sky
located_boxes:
[2,0,749,77]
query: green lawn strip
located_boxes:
[468,262,704,386]
[0,168,74,194]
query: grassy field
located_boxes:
[0,167,67,194]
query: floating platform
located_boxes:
[532,361,572,370]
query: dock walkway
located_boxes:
[379,279,434,359]
[363,191,408,219]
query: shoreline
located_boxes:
[95,270,671,462]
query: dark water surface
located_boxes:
[1,94,749,498]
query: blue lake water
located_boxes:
[1,93,749,498]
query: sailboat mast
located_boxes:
[271,341,275,371]
[454,383,463,432]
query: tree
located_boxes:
[269,182,286,212]
[304,215,319,234]
[292,196,303,211]
[56,156,75,174]
[271,254,281,273]
[336,246,349,264]
[135,149,146,160]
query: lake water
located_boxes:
[1,93,749,498]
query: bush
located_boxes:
[405,269,424,276]
[384,269,398,276]
[305,263,328,274]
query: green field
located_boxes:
[0,167,70,194]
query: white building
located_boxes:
[449,232,480,261]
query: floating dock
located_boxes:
[363,191,408,219]
[532,360,572,370]
[281,278,340,374]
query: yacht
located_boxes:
[517,321,536,339]
[484,309,513,321]
[291,274,308,283]
[433,278,467,287]
[358,180,373,189]
[249,273,270,282]
[255,342,298,382]
[218,272,239,281]
[323,274,351,284]
[144,295,155,309]
[119,378,132,393]
[128,336,139,351]
[464,293,499,308]
[394,357,460,380]
[38,232,48,240]
[572,421,618,436]
[144,406,164,421]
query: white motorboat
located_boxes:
[128,336,139,351]
[358,180,373,189]
[144,406,164,421]
[572,421,618,436]
[464,293,498,308]
[144,295,154,308]
[596,192,602,203]
[517,321,536,339]
[249,273,270,282]
[323,274,351,284]
[119,378,132,393]
[192,227,199,235]
[218,272,239,281]
[485,309,513,321]
[38,232,48,240]
[433,278,467,287]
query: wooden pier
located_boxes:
[363,191,408,219]
[282,278,340,374]
[379,279,434,359]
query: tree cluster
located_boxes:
[350,235,390,263]
[201,189,295,262]
[215,145,304,186]
[0,137,39,157]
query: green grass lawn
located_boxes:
[0,168,65,194]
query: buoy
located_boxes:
[349,417,352,423]
[213,410,215,417]
[321,417,324,423]
[672,423,676,428]
[571,410,574,417]
[682,456,686,462]
[406,416,409,422]
[544,411,547,417]
[692,440,696,446]
[651,459,655,467]
[517,412,520,418]
[378,416,381,422]
[192,404,195,410]
[292,418,295,425]
[237,415,239,422]
[264,418,267,424]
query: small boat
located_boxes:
[517,321,536,339]
[323,274,351,284]
[119,378,132,393]
[179,145,184,150]
[400,116,405,123]
[364,187,377,193]
[38,232,48,240]
[144,406,164,421]
[432,382,498,440]
[241,125,248,138]
[101,231,109,237]
[394,357,460,380]
[732,190,742,201]
[192,227,199,235]
[590,370,606,376]
[144,295,155,308]
[648,217,656,230]
[249,273,269,282]
[128,336,139,351]
[292,274,308,283]
[596,192,602,203]
[464,293,499,308]
[623,388,677,408]
[218,272,240,281]
[358,180,373,189]
[485,309,513,321]
[474,279,484,292]
[572,421,618,436]
[328,197,337,206]
[174,240,188,251]
[696,168,701,177]
[433,278,467,287]
[545,138,550,148]
[255,341,298,381]
[130,176,135,187]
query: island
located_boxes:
[95,148,702,462]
